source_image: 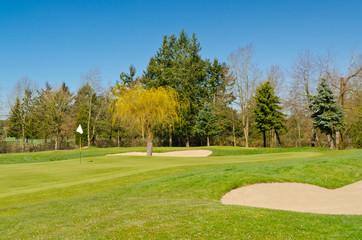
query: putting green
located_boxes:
[0,148,361,239]
[0,151,320,199]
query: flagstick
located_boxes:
[76,124,83,164]
[80,137,82,164]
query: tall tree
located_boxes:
[76,69,102,146]
[253,81,286,148]
[9,78,36,151]
[7,97,22,140]
[288,49,318,147]
[228,43,260,147]
[194,102,218,146]
[119,65,137,87]
[144,30,222,146]
[35,82,53,143]
[113,84,179,156]
[309,78,345,149]
[322,49,362,148]
[34,82,74,150]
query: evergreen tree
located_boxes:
[253,81,286,147]
[309,78,345,149]
[34,82,74,150]
[119,65,136,87]
[73,77,103,146]
[8,87,35,151]
[35,82,53,143]
[7,97,22,139]
[194,102,218,146]
[143,29,224,146]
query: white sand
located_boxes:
[107,150,212,157]
[221,181,362,215]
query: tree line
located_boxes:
[0,30,361,152]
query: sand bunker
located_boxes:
[221,181,362,215]
[108,150,212,157]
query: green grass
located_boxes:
[0,147,361,239]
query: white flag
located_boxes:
[76,125,83,134]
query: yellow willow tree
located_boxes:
[113,84,179,156]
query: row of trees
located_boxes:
[2,30,361,152]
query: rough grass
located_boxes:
[0,147,361,239]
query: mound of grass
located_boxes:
[207,146,330,156]
[0,147,361,239]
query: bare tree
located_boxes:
[288,49,319,147]
[266,64,285,97]
[228,44,260,147]
[81,68,102,147]
[321,49,362,148]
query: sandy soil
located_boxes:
[221,181,362,215]
[107,150,212,157]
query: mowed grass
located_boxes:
[0,147,361,239]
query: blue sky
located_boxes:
[0,0,361,116]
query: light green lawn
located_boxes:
[0,147,361,239]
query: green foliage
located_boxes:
[119,64,137,87]
[143,30,226,144]
[113,84,180,155]
[74,82,103,145]
[253,81,286,146]
[8,87,37,145]
[34,82,74,149]
[309,78,345,147]
[7,97,22,139]
[194,102,218,144]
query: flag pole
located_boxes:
[76,124,83,164]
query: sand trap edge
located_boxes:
[106,150,212,157]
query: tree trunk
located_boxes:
[327,134,334,149]
[270,130,275,148]
[55,137,58,150]
[311,128,317,147]
[232,121,236,147]
[22,123,25,152]
[245,117,249,147]
[87,114,91,147]
[146,127,153,156]
[336,130,343,149]
[117,128,120,148]
[207,136,210,147]
[263,131,266,148]
[110,124,113,141]
[186,136,190,147]
[297,121,301,147]
[169,133,172,147]
[275,130,282,148]
[91,121,96,145]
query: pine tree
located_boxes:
[309,78,345,149]
[143,29,224,146]
[8,88,35,151]
[7,97,22,139]
[253,81,286,147]
[194,102,218,146]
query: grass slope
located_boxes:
[0,147,361,239]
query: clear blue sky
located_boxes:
[0,0,361,116]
